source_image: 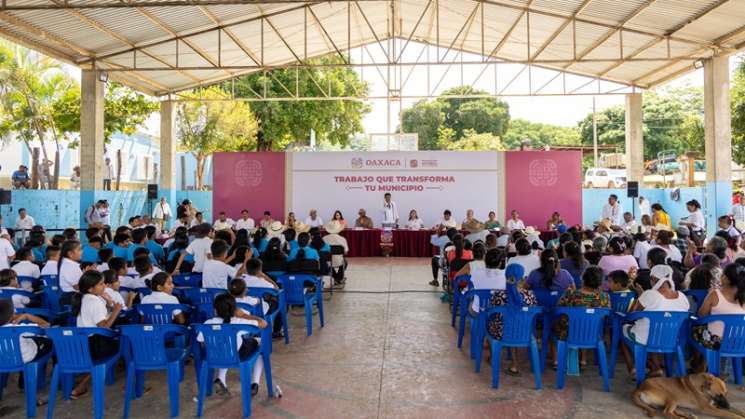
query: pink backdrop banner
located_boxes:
[212,152,285,221]
[505,151,583,228]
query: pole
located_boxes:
[592,96,598,168]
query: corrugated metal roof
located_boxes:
[0,0,742,96]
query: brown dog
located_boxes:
[633,373,745,419]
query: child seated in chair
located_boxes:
[11,247,40,290]
[202,239,248,289]
[140,272,186,324]
[0,269,32,309]
[40,246,60,277]
[197,293,267,397]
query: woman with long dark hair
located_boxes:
[560,241,588,287]
[524,248,575,292]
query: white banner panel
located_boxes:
[289,151,501,228]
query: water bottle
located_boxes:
[275,384,283,398]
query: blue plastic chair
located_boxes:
[684,289,710,313]
[136,304,192,325]
[182,288,226,322]
[172,273,202,288]
[0,288,35,306]
[532,288,562,371]
[45,327,121,419]
[689,314,745,384]
[193,323,264,418]
[277,274,324,336]
[120,324,191,418]
[40,275,59,288]
[450,275,471,327]
[248,287,288,346]
[136,287,152,297]
[0,326,53,418]
[39,284,63,313]
[608,291,636,378]
[553,307,611,391]
[621,310,690,387]
[480,306,543,389]
[457,288,494,371]
[16,276,41,290]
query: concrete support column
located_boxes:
[704,56,733,233]
[159,100,178,229]
[625,93,644,184]
[79,70,105,226]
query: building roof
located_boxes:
[1,0,744,96]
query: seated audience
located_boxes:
[598,237,638,276]
[524,248,575,293]
[505,238,540,277]
[355,209,373,229]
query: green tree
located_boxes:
[0,41,76,188]
[52,81,159,147]
[443,129,504,151]
[400,85,510,149]
[732,57,745,165]
[177,87,258,190]
[399,99,444,150]
[502,119,581,150]
[228,56,371,151]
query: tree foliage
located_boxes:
[576,85,705,161]
[176,87,258,189]
[52,82,159,147]
[227,56,371,151]
[401,86,510,149]
[732,57,745,166]
[503,119,581,149]
[443,129,505,151]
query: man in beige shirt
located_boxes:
[354,209,374,229]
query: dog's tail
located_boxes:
[632,389,657,418]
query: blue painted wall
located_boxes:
[0,187,717,232]
[582,187,706,228]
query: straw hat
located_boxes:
[598,219,612,231]
[267,221,285,237]
[463,219,485,234]
[325,220,345,235]
[524,226,538,236]
[294,222,311,234]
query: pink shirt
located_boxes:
[597,254,638,276]
[709,289,745,336]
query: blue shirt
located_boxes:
[288,246,320,261]
[32,246,46,263]
[257,239,268,253]
[315,243,330,253]
[112,245,128,260]
[81,245,100,263]
[146,240,165,264]
[127,243,158,266]
[288,240,299,252]
[11,170,29,182]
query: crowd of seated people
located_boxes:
[435,206,745,381]
[0,211,349,410]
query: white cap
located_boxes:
[650,265,673,282]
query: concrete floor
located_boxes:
[3,257,745,418]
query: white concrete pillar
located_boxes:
[159,100,178,228]
[704,56,733,233]
[625,93,644,183]
[159,100,177,191]
[80,70,104,191]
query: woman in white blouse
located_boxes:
[406,210,425,230]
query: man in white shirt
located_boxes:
[103,157,114,190]
[0,215,8,237]
[14,208,34,246]
[438,210,458,229]
[506,210,525,231]
[0,236,15,270]
[639,196,652,218]
[235,209,255,231]
[730,192,745,225]
[601,194,623,226]
[152,197,172,231]
[213,212,235,231]
[323,221,349,282]
[621,212,638,234]
[305,209,324,228]
[381,193,399,228]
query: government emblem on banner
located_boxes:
[351,157,364,169]
[409,159,418,168]
[528,159,558,187]
[234,159,263,187]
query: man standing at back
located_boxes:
[601,194,624,226]
[382,193,399,228]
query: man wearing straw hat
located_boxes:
[324,220,349,284]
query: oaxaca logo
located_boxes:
[409,159,418,168]
[351,157,364,169]
[234,159,263,187]
[528,159,558,187]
